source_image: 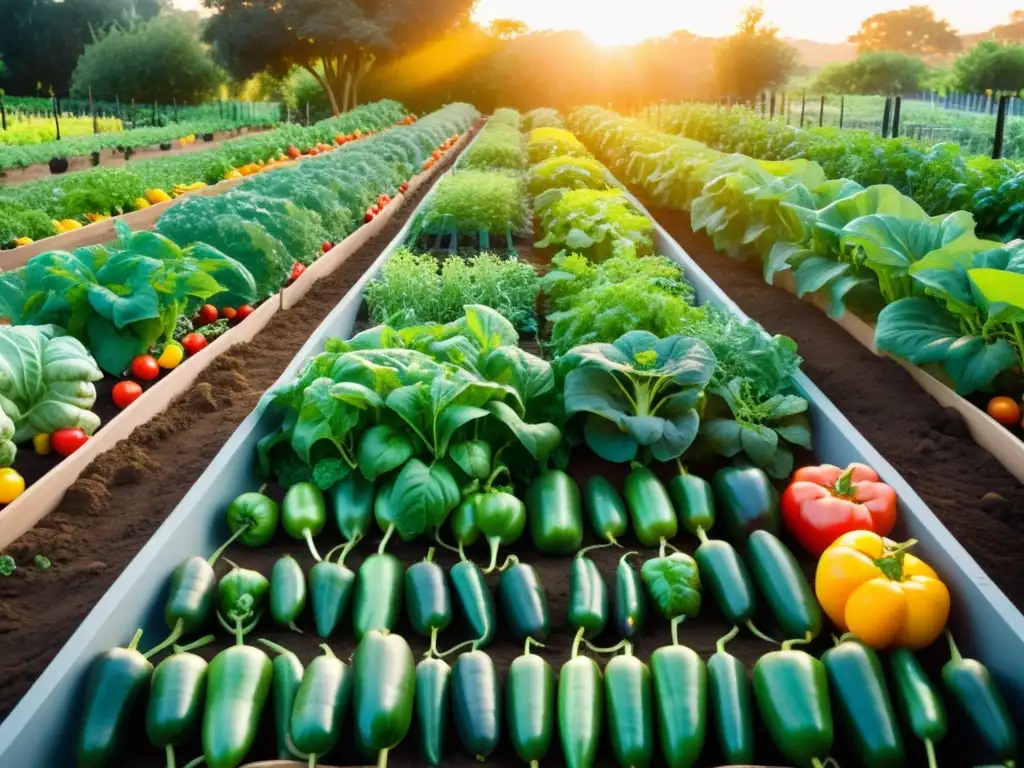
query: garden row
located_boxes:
[0,101,479,549]
[654,102,1024,243]
[0,113,275,174]
[0,101,416,252]
[574,107,1024,486]
[0,109,1018,768]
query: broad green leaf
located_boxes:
[449,440,492,480]
[640,553,702,620]
[487,400,562,461]
[874,297,962,366]
[792,256,851,298]
[944,335,1017,394]
[389,458,461,538]
[582,415,638,463]
[700,418,743,457]
[84,314,145,377]
[969,268,1024,312]
[739,422,779,467]
[357,424,416,482]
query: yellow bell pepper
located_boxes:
[85,213,111,223]
[145,188,172,205]
[13,236,33,247]
[51,218,63,232]
[815,530,949,650]
[59,219,83,231]
[33,433,51,456]
[134,197,151,210]
[157,341,185,370]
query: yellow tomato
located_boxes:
[13,236,33,247]
[145,189,172,205]
[32,434,51,456]
[157,341,185,370]
[134,197,151,210]
[59,219,83,231]
[815,530,949,650]
[0,468,25,504]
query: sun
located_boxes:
[575,15,661,47]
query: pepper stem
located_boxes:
[675,457,687,476]
[378,524,395,555]
[482,536,501,573]
[180,758,204,768]
[659,537,667,558]
[498,554,519,572]
[745,620,777,644]
[484,464,509,491]
[257,638,293,656]
[166,744,176,768]
[434,528,461,555]
[782,631,814,651]
[832,467,856,496]
[524,637,545,656]
[577,541,615,559]
[309,753,317,768]
[620,550,639,567]
[583,637,629,655]
[144,618,183,660]
[320,643,335,658]
[424,547,436,564]
[174,634,216,654]
[716,625,739,654]
[458,539,469,563]
[945,630,962,664]
[695,526,709,545]
[670,616,683,646]
[571,626,585,658]
[428,627,439,658]
[304,528,323,562]
[208,522,250,565]
[925,740,937,768]
[435,638,476,658]
[623,642,634,657]
[337,536,359,567]
[873,539,917,582]
[288,621,303,634]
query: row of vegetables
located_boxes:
[55,108,1020,768]
[568,106,1024,426]
[0,101,412,249]
[0,102,479,512]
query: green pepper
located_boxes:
[583,476,628,545]
[416,656,451,766]
[146,641,210,764]
[450,558,496,648]
[450,497,481,548]
[651,643,706,768]
[331,471,375,543]
[77,629,153,768]
[217,560,269,618]
[745,530,821,643]
[712,465,778,543]
[753,644,834,768]
[526,469,583,555]
[310,540,358,639]
[605,643,654,768]
[405,547,452,649]
[225,489,279,547]
[942,632,1018,767]
[889,649,946,768]
[452,649,501,761]
[258,639,304,760]
[693,528,773,642]
[707,628,754,764]
[624,466,677,547]
[568,550,608,638]
[291,644,352,758]
[668,466,715,537]
[353,540,403,639]
[558,632,603,768]
[474,490,526,572]
[822,637,904,768]
[507,638,554,768]
[499,557,551,642]
[614,551,646,639]
[353,629,416,768]
[282,482,328,561]
[269,554,306,632]
[202,641,272,768]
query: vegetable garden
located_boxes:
[0,102,1021,768]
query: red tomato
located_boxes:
[196,304,218,326]
[377,194,391,208]
[181,333,208,355]
[322,241,333,253]
[131,355,160,381]
[287,146,301,159]
[988,396,1021,426]
[334,135,345,145]
[51,428,89,457]
[364,208,377,223]
[290,262,306,281]
[221,307,238,322]
[399,181,409,194]
[432,150,442,160]
[112,380,143,409]
[236,305,255,321]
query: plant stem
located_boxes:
[378,524,395,555]
[715,625,739,654]
[670,616,683,646]
[304,528,323,562]
[208,522,250,565]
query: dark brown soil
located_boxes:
[651,206,1024,612]
[0,124,480,722]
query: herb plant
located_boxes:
[411,170,528,238]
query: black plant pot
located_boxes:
[49,157,69,175]
[202,132,214,142]
[90,151,101,167]
[159,142,172,151]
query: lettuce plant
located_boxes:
[535,188,653,261]
[527,127,589,164]
[527,155,610,198]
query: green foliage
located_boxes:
[713,7,797,101]
[0,325,103,442]
[0,227,255,375]
[460,123,526,172]
[365,248,539,332]
[0,201,56,248]
[0,408,16,468]
[641,552,702,620]
[954,40,1024,93]
[490,108,521,128]
[412,170,528,237]
[71,14,223,104]
[0,556,15,577]
[535,188,653,261]
[814,52,928,96]
[527,127,589,164]
[522,108,563,131]
[849,5,961,56]
[527,155,610,198]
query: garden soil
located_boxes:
[0,126,478,722]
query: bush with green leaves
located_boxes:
[490,108,521,128]
[460,123,526,172]
[527,127,589,164]
[411,170,529,238]
[523,108,563,131]
[535,188,653,261]
[527,155,611,198]
[365,248,539,331]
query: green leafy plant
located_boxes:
[522,108,563,131]
[0,325,103,441]
[527,127,589,164]
[411,170,528,239]
[561,330,715,463]
[460,123,526,172]
[527,155,610,198]
[0,408,16,468]
[536,188,653,261]
[641,551,702,621]
[0,555,14,577]
[34,554,51,571]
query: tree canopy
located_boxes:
[70,13,223,104]
[713,7,797,102]
[992,11,1024,43]
[849,5,960,56]
[814,52,928,95]
[954,40,1024,94]
[202,0,474,115]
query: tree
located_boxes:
[489,19,528,40]
[954,40,1024,93]
[849,6,960,56]
[70,13,223,103]
[813,52,928,95]
[202,0,474,115]
[993,11,1024,43]
[713,7,797,101]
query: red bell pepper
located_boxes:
[781,463,897,556]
